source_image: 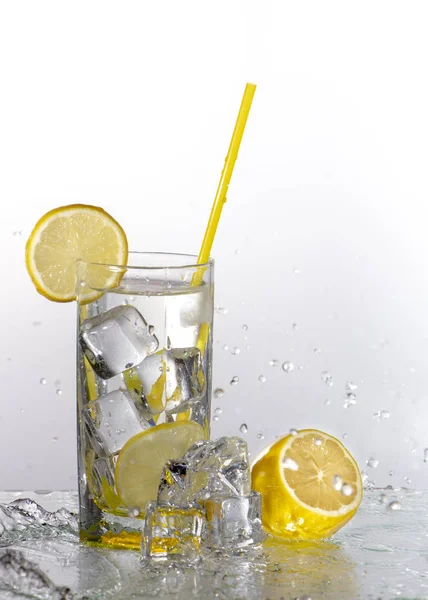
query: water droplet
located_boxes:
[222,344,229,351]
[13,230,22,237]
[258,374,266,383]
[283,457,299,471]
[313,348,321,353]
[403,476,411,485]
[39,378,47,385]
[332,475,343,491]
[292,322,298,331]
[32,321,42,327]
[409,367,416,373]
[269,359,278,367]
[389,470,395,476]
[230,376,239,386]
[166,336,172,350]
[387,500,401,511]
[366,457,379,468]
[289,428,298,436]
[215,306,228,315]
[378,493,388,504]
[52,436,59,443]
[342,433,348,440]
[343,393,356,408]
[282,361,295,373]
[292,267,300,274]
[257,432,264,440]
[54,379,61,387]
[214,388,225,399]
[341,483,354,497]
[324,398,331,406]
[314,438,322,446]
[321,371,333,386]
[148,325,155,335]
[231,347,241,355]
[213,415,219,422]
[239,423,248,434]
[214,407,222,416]
[235,248,240,255]
[242,324,248,331]
[373,410,390,421]
[423,448,428,463]
[127,507,140,518]
[56,389,62,396]
[346,381,358,391]
[20,408,24,413]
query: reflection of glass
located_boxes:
[76,253,214,548]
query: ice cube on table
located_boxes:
[184,437,251,497]
[205,491,264,548]
[157,459,208,507]
[79,305,159,379]
[156,437,251,508]
[141,502,204,563]
[83,389,151,457]
[124,347,205,414]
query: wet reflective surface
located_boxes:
[0,489,427,599]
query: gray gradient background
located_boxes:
[1,1,427,490]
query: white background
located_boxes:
[1,1,428,490]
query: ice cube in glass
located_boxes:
[83,389,151,456]
[79,305,159,379]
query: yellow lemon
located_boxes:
[252,429,362,540]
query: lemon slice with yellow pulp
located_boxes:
[252,429,363,540]
[115,421,205,510]
[25,204,128,302]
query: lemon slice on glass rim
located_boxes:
[25,204,128,303]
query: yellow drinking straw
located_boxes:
[194,83,257,359]
[194,82,257,276]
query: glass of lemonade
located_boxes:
[76,252,214,548]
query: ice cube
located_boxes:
[141,502,204,563]
[156,437,250,508]
[157,459,208,507]
[83,389,151,457]
[79,305,159,379]
[125,347,205,414]
[184,436,251,497]
[205,491,264,548]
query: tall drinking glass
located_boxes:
[76,252,214,548]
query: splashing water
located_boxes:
[269,359,278,367]
[346,381,358,392]
[283,457,299,471]
[242,324,248,331]
[321,371,333,386]
[0,499,77,545]
[39,378,47,385]
[373,410,390,421]
[366,458,379,469]
[282,361,295,373]
[258,375,266,383]
[213,388,224,399]
[239,423,248,434]
[0,550,76,599]
[230,376,239,386]
[231,347,241,355]
[332,475,343,491]
[343,393,356,408]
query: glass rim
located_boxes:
[76,251,214,271]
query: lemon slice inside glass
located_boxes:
[251,429,363,540]
[115,421,205,510]
[25,204,128,302]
